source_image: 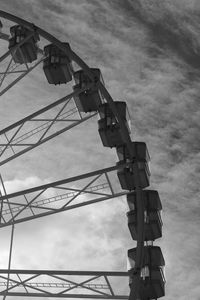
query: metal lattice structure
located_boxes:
[0,164,129,226]
[0,10,165,300]
[0,89,96,166]
[0,270,128,299]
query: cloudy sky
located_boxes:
[0,0,199,299]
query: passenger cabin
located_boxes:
[43,43,73,85]
[126,190,162,241]
[127,245,165,271]
[73,68,103,112]
[8,25,39,64]
[98,101,131,147]
[116,142,150,190]
[128,246,165,299]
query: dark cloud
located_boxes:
[122,0,200,72]
[38,0,65,15]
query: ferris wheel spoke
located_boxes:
[0,273,53,297]
[0,164,129,227]
[0,85,96,166]
[36,97,72,144]
[54,274,111,297]
[0,114,96,166]
[0,55,13,88]
[0,270,128,299]
[0,123,24,158]
[7,188,47,224]
[2,182,112,217]
[15,274,29,293]
[0,56,45,97]
[60,173,104,209]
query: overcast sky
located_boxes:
[0,1,200,300]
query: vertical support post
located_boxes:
[0,175,15,300]
[3,224,15,300]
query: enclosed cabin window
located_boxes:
[98,101,131,148]
[73,68,104,113]
[8,25,39,64]
[126,190,162,241]
[128,246,165,299]
[43,42,73,85]
[116,142,150,191]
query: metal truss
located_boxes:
[0,164,129,227]
[0,84,96,166]
[0,269,129,298]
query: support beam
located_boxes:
[0,85,96,166]
[0,269,129,299]
[0,164,129,227]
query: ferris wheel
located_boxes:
[0,10,165,300]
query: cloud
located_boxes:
[2,176,49,194]
[124,0,200,70]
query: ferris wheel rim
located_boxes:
[0,9,97,82]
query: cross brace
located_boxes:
[0,84,96,166]
[0,164,129,227]
[0,269,129,299]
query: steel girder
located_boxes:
[0,269,129,299]
[0,164,129,227]
[0,85,96,166]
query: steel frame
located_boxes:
[0,270,129,299]
[0,84,96,166]
[0,10,148,300]
[0,164,129,227]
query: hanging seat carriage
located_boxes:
[128,245,165,299]
[116,142,150,190]
[98,101,131,147]
[73,68,104,113]
[8,25,39,64]
[43,42,73,85]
